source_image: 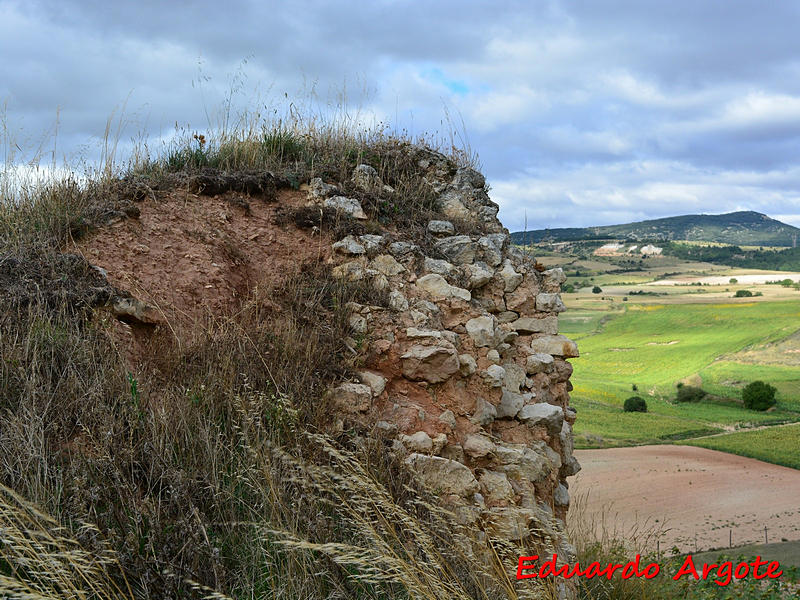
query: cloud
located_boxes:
[2,0,800,232]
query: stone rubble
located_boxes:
[308,152,580,571]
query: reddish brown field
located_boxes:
[570,445,800,553]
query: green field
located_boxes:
[700,361,800,412]
[528,241,800,467]
[568,301,800,390]
[561,294,800,462]
[687,424,800,469]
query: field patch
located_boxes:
[687,424,800,469]
[563,299,800,447]
[571,445,800,553]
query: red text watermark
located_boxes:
[516,554,783,587]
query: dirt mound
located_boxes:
[70,186,332,328]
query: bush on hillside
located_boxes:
[742,380,777,411]
[734,289,753,297]
[623,396,647,412]
[676,385,706,403]
[592,285,602,294]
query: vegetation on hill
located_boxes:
[660,241,800,272]
[689,424,800,470]
[511,210,800,247]
[0,108,529,599]
[560,299,800,456]
[743,380,778,411]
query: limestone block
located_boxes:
[458,353,477,376]
[477,236,503,267]
[324,195,367,219]
[554,484,570,507]
[543,267,567,291]
[388,290,409,311]
[370,254,406,276]
[518,403,564,434]
[358,234,384,253]
[525,352,555,374]
[562,456,582,476]
[502,363,527,394]
[434,235,477,265]
[438,409,457,428]
[400,431,433,453]
[471,397,497,426]
[465,315,496,347]
[512,316,558,335]
[529,335,579,358]
[352,164,381,191]
[423,256,455,276]
[481,364,505,387]
[401,344,460,383]
[484,507,537,541]
[432,433,448,454]
[499,259,523,292]
[357,371,387,397]
[497,310,519,324]
[464,262,494,289]
[535,293,567,313]
[405,453,480,497]
[495,443,558,483]
[504,275,539,313]
[463,433,496,459]
[308,177,338,198]
[427,220,455,235]
[332,260,365,281]
[329,383,372,413]
[496,388,531,419]
[332,235,366,255]
[479,470,515,503]
[389,241,418,257]
[560,421,575,459]
[416,274,471,302]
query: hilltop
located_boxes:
[0,119,582,600]
[511,210,800,247]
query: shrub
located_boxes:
[734,289,753,297]
[592,285,602,294]
[623,396,647,412]
[563,283,575,293]
[676,385,706,403]
[742,380,777,411]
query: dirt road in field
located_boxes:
[569,445,800,553]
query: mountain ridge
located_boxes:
[511,210,800,247]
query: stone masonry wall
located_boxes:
[313,149,580,572]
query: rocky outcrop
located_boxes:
[308,149,580,582]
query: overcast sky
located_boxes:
[2,0,800,231]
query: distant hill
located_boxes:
[511,211,800,247]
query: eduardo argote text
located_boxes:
[517,553,783,587]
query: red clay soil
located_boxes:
[570,445,800,553]
[69,188,332,332]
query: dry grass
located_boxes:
[0,101,562,599]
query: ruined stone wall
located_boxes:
[315,149,580,569]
